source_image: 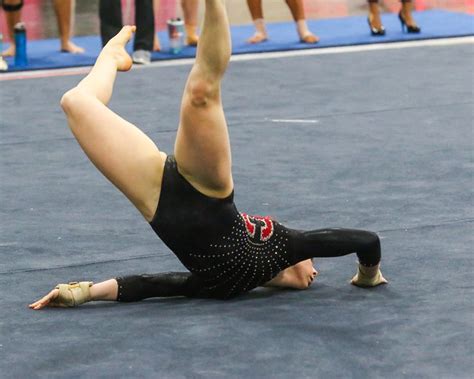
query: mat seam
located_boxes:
[1,101,472,147]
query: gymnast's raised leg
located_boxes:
[174,0,233,199]
[59,25,166,222]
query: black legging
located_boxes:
[99,0,154,51]
[289,228,380,267]
[116,228,380,301]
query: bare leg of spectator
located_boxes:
[285,0,318,43]
[153,0,161,51]
[182,0,199,46]
[53,0,85,53]
[1,0,22,56]
[368,0,384,33]
[246,0,267,44]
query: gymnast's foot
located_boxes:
[103,25,135,71]
[61,40,85,54]
[351,263,388,287]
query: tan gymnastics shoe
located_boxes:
[351,263,388,288]
[49,281,93,307]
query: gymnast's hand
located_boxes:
[29,281,93,310]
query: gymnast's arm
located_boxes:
[29,272,204,310]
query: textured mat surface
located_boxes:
[0,43,473,378]
[1,10,473,72]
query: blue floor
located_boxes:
[0,42,473,378]
[1,10,473,72]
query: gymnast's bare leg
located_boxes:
[59,26,166,221]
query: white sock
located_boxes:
[296,19,310,37]
[253,18,267,35]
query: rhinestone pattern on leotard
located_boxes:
[184,213,293,298]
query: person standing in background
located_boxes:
[153,0,200,52]
[367,0,420,36]
[1,0,84,56]
[99,0,154,64]
[246,0,318,44]
[181,0,199,46]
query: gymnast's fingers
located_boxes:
[29,288,59,310]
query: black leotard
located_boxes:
[116,155,381,301]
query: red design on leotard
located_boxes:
[241,213,274,242]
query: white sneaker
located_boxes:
[132,50,151,65]
[0,57,8,71]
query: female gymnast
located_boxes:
[30,0,387,310]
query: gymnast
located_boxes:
[30,0,387,310]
